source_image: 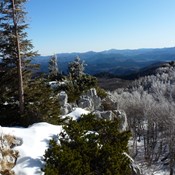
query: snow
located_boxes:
[62,107,89,120]
[2,123,62,175]
[0,108,89,175]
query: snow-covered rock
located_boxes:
[113,110,128,131]
[78,88,102,111]
[48,81,58,89]
[0,133,21,174]
[78,96,94,110]
[58,91,68,106]
[0,108,91,175]
[62,107,89,120]
[58,91,73,115]
[94,110,128,132]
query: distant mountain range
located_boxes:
[32,47,175,78]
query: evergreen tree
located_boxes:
[43,113,131,175]
[23,76,61,126]
[63,56,97,102]
[0,0,37,114]
[68,56,86,79]
[48,54,59,80]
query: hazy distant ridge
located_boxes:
[32,47,175,76]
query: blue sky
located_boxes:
[26,0,175,55]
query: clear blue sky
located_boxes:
[26,0,175,56]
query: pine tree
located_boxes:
[0,0,37,114]
[24,76,61,126]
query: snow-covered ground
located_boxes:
[1,108,88,175]
[3,123,62,175]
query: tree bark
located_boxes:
[11,0,24,114]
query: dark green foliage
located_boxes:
[76,74,97,92]
[96,86,107,99]
[0,75,62,126]
[23,76,61,125]
[0,0,38,119]
[65,74,97,103]
[43,113,131,175]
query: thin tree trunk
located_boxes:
[11,0,24,114]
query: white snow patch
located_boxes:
[62,107,89,120]
[2,122,62,175]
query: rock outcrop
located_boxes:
[58,88,102,115]
[57,88,128,133]
[0,133,22,175]
[94,110,128,132]
[57,91,72,115]
[78,88,102,111]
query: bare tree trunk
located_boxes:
[11,0,24,114]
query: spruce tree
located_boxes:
[0,0,37,114]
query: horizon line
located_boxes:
[40,46,175,56]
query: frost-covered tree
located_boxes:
[68,56,86,79]
[109,62,175,171]
[63,56,97,102]
[48,54,59,80]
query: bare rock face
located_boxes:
[60,103,72,115]
[58,91,68,106]
[86,88,97,97]
[58,91,73,115]
[86,88,102,110]
[57,88,102,114]
[113,110,128,132]
[78,96,94,111]
[94,110,114,120]
[78,88,102,111]
[0,134,21,175]
[94,110,128,132]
